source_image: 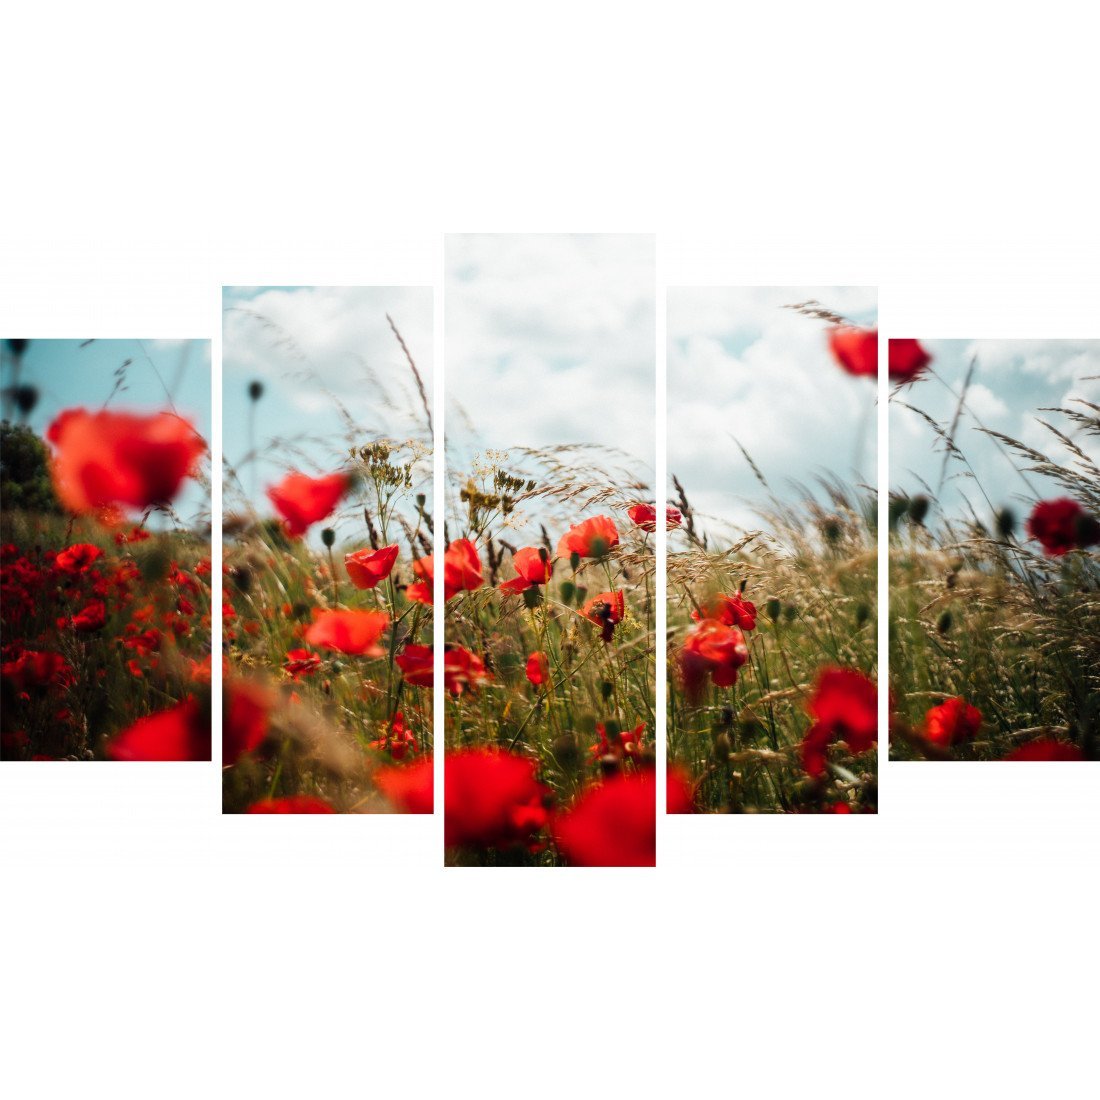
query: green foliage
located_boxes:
[0,421,60,520]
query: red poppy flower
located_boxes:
[589,721,646,761]
[406,555,434,604]
[923,696,982,747]
[344,544,399,589]
[47,407,206,516]
[667,767,697,814]
[627,503,682,532]
[445,748,549,849]
[304,609,389,656]
[1003,738,1085,762]
[223,680,271,764]
[552,771,656,867]
[70,599,106,632]
[1025,498,1100,556]
[443,646,491,695]
[582,589,625,642]
[525,651,550,687]
[283,648,322,680]
[54,543,104,574]
[888,338,932,381]
[106,697,211,761]
[557,515,620,560]
[499,546,553,595]
[369,711,419,760]
[443,538,483,599]
[1,649,74,692]
[692,591,757,631]
[799,666,877,776]
[266,471,349,537]
[247,795,336,814]
[396,644,433,687]
[828,327,877,377]
[678,619,749,700]
[374,756,434,813]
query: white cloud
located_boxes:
[445,234,655,468]
[668,286,878,531]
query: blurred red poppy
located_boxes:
[396,644,433,687]
[923,696,982,747]
[304,609,389,656]
[344,544,399,589]
[1003,738,1085,761]
[283,648,322,680]
[799,666,877,776]
[589,721,646,762]
[1025,498,1100,556]
[54,543,103,574]
[692,591,757,631]
[247,795,336,814]
[828,327,877,377]
[266,471,349,537]
[888,339,932,381]
[445,748,548,849]
[499,546,553,594]
[557,515,620,559]
[553,771,656,867]
[444,538,483,598]
[370,711,418,760]
[47,408,205,516]
[374,756,434,813]
[106,697,211,761]
[443,646,491,695]
[679,619,749,700]
[526,651,550,687]
[1,649,74,692]
[406,555,434,604]
[70,599,106,633]
[667,767,697,814]
[223,680,271,764]
[582,589,626,642]
[627,503,682,532]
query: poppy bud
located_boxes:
[248,380,264,401]
[416,493,426,507]
[783,603,798,622]
[995,507,1016,539]
[937,610,953,635]
[232,565,253,594]
[888,495,910,530]
[765,597,781,622]
[574,585,587,607]
[14,384,38,415]
[855,602,871,627]
[570,551,581,571]
[321,527,336,547]
[908,495,930,526]
[551,734,581,769]
[559,580,575,604]
[522,587,541,610]
[600,680,613,702]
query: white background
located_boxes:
[2,3,1098,1098]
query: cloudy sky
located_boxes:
[222,286,433,520]
[3,337,211,526]
[890,339,1100,527]
[445,234,655,478]
[668,286,878,535]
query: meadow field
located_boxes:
[220,300,434,813]
[1,339,212,761]
[889,341,1099,762]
